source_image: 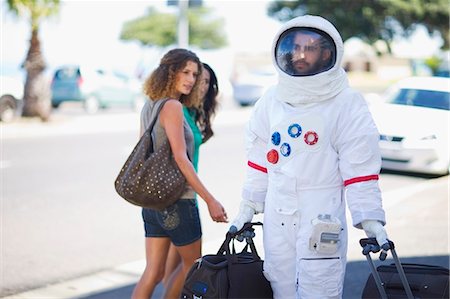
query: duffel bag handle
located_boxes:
[229,221,263,237]
[217,222,262,260]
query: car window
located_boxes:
[54,68,80,81]
[388,88,450,111]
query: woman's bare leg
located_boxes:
[162,243,181,288]
[131,237,171,299]
[163,238,202,299]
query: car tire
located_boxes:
[239,102,251,107]
[0,95,17,123]
[84,96,100,114]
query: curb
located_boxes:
[1,237,238,299]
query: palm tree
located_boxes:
[6,0,60,121]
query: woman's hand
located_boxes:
[207,199,228,223]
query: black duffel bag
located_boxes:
[181,222,273,299]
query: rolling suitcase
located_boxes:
[181,222,273,299]
[360,238,449,299]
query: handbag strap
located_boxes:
[145,98,170,140]
[145,99,192,161]
[144,99,169,153]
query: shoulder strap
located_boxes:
[145,99,192,161]
[146,99,170,134]
[144,99,169,156]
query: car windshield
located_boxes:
[387,88,450,111]
[54,68,80,81]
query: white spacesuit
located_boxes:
[231,15,388,298]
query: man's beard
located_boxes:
[292,59,322,76]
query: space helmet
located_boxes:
[271,15,348,104]
[275,27,337,76]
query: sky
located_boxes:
[1,0,444,83]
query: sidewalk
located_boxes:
[0,237,249,299]
[0,107,252,140]
[1,260,151,299]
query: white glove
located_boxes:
[361,220,389,248]
[229,199,264,233]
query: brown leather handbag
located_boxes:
[114,99,186,210]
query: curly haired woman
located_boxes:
[131,49,227,299]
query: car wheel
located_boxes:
[0,95,17,123]
[239,102,251,107]
[84,96,100,114]
[51,102,60,109]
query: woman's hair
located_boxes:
[143,48,202,107]
[197,63,219,143]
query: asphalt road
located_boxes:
[1,104,449,298]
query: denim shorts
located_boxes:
[142,199,202,246]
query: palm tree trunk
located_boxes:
[21,28,51,121]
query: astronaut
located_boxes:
[230,15,389,298]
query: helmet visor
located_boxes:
[275,27,337,76]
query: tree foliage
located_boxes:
[7,0,60,30]
[6,0,60,120]
[267,0,449,51]
[120,6,227,49]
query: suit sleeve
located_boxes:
[335,92,386,228]
[242,95,271,203]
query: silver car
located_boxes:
[51,65,144,114]
[369,76,449,175]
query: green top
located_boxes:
[183,106,202,172]
[183,106,202,202]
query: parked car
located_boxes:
[0,75,23,122]
[369,76,450,175]
[435,69,449,78]
[231,66,278,106]
[51,65,144,113]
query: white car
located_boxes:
[369,76,449,175]
[0,76,23,122]
[231,66,278,106]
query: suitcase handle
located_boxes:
[360,238,393,261]
[359,237,394,250]
[359,238,414,299]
